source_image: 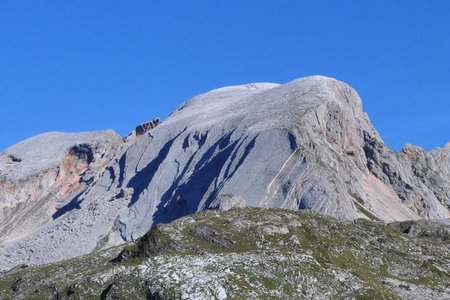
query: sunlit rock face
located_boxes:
[0,75,449,270]
[0,131,123,242]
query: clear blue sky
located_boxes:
[1,1,449,151]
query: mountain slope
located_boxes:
[0,75,449,270]
[0,131,122,242]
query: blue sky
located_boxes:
[1,1,449,151]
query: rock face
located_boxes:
[210,194,247,211]
[0,131,122,243]
[133,118,160,136]
[0,75,449,271]
[1,208,449,299]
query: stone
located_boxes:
[209,194,247,211]
[133,118,160,136]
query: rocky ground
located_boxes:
[1,207,449,299]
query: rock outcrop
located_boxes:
[124,118,161,142]
[133,118,160,136]
[210,194,247,211]
[0,75,449,271]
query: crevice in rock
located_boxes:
[69,144,94,165]
[7,154,22,163]
[152,131,240,224]
[126,133,181,208]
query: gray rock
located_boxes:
[210,194,246,211]
[389,218,450,241]
[0,131,122,244]
[1,75,449,271]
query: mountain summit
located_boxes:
[0,76,449,270]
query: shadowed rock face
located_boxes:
[0,75,449,271]
[133,119,160,136]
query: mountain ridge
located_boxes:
[0,75,449,271]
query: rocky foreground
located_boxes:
[1,207,449,299]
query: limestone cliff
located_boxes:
[0,76,449,271]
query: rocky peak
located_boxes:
[0,75,449,272]
[401,144,426,160]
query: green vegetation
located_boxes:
[0,280,12,292]
[1,207,449,299]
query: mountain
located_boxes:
[0,76,449,271]
[0,131,122,243]
[1,207,449,299]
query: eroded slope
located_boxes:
[0,131,122,243]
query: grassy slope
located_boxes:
[0,208,449,299]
